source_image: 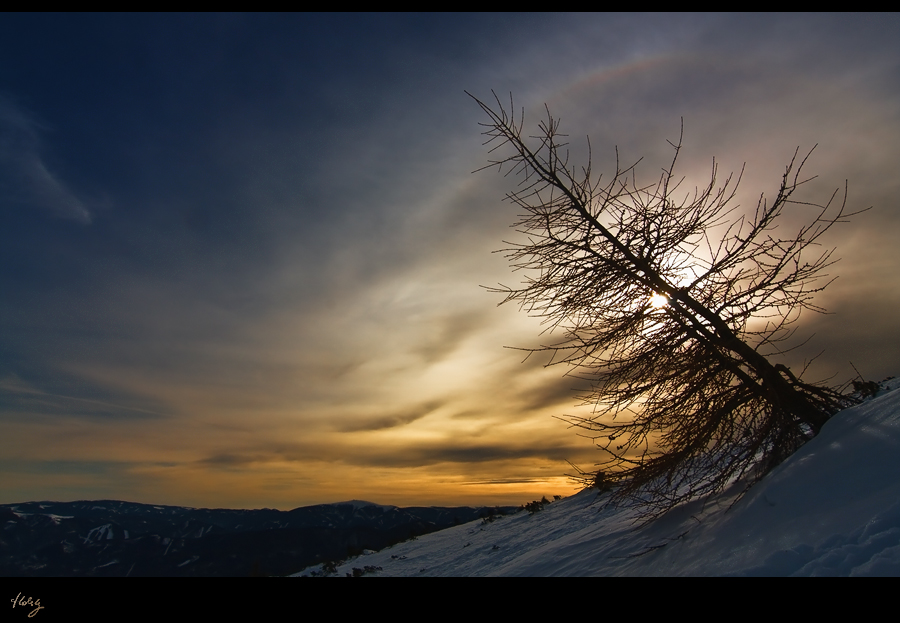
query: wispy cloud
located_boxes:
[0,374,167,421]
[0,96,91,222]
[336,401,444,432]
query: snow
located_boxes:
[294,380,900,576]
[82,523,113,544]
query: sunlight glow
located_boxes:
[649,294,668,309]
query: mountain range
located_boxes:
[1,498,516,576]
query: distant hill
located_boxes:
[0,499,517,576]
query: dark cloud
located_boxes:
[460,478,554,486]
[338,441,585,469]
[197,454,261,468]
[410,311,492,365]
[1,459,129,476]
[193,435,590,471]
[517,371,589,414]
[336,402,444,432]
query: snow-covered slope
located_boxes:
[299,381,900,576]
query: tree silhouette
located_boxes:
[470,92,862,517]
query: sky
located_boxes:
[1,13,898,510]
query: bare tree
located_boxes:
[470,92,863,518]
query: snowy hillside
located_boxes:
[297,380,900,576]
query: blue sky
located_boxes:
[1,14,898,508]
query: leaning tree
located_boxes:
[470,92,863,517]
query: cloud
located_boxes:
[460,477,551,486]
[325,440,583,469]
[0,373,167,422]
[0,373,42,395]
[0,96,91,222]
[336,401,443,432]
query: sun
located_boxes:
[649,294,668,309]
